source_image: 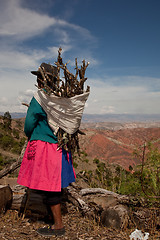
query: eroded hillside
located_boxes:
[79,126,160,169]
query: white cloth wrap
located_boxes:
[34,89,90,135]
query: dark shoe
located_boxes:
[37,226,65,237]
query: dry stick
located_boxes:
[22,103,29,107]
[38,67,53,95]
[37,68,59,96]
[75,58,79,80]
[21,189,30,220]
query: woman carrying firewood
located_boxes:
[17,50,89,237]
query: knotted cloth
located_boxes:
[34,89,90,135]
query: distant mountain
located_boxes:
[0,112,26,119]
[1,112,160,123]
[80,121,160,130]
[82,113,160,123]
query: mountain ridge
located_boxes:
[1,112,160,123]
[80,121,160,130]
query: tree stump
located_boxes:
[0,185,12,213]
[101,204,129,230]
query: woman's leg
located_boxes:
[46,191,64,229]
[37,191,65,236]
[50,203,64,229]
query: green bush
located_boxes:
[12,128,19,139]
[93,158,99,164]
[73,162,78,168]
[3,111,12,130]
[84,158,89,163]
[80,151,88,156]
[12,143,22,154]
[0,154,4,169]
[1,135,14,150]
[118,172,141,195]
[97,162,105,172]
[15,119,22,128]
[19,137,26,147]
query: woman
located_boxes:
[17,63,76,237]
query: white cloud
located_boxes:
[84,76,160,114]
[0,50,37,70]
[18,89,35,106]
[0,0,55,40]
[0,0,95,43]
[0,97,8,104]
[100,106,115,114]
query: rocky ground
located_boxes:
[0,202,159,240]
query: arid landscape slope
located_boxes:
[1,116,160,171]
[79,122,160,170]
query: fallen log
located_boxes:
[11,186,50,219]
[11,183,130,227]
[6,182,159,231]
[11,184,93,219]
[10,183,130,229]
[0,140,27,179]
[67,185,95,218]
[66,184,130,229]
[0,185,12,213]
[11,185,26,211]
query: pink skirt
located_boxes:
[17,140,63,192]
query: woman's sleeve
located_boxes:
[24,97,41,138]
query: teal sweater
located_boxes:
[24,97,58,143]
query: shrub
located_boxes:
[15,119,22,128]
[97,162,105,172]
[12,144,22,154]
[80,151,88,156]
[73,162,78,168]
[84,158,89,163]
[1,135,14,150]
[12,128,20,139]
[3,111,12,130]
[19,137,26,147]
[0,154,4,169]
[93,158,99,164]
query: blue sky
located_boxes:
[0,0,160,115]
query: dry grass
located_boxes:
[0,202,159,240]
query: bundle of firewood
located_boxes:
[36,47,90,154]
